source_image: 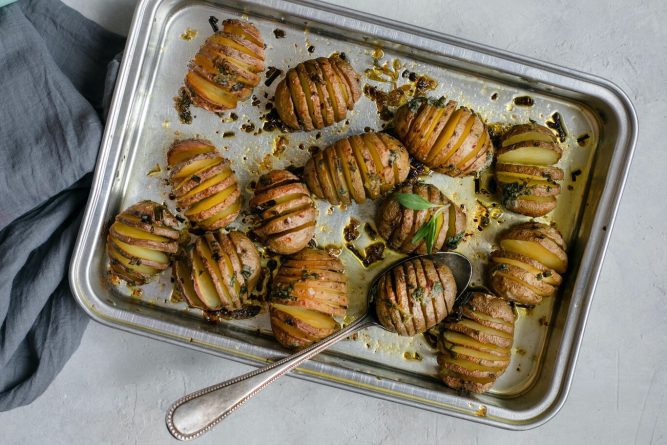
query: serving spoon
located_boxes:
[165,252,472,441]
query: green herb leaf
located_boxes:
[411,221,433,245]
[411,208,444,254]
[394,193,442,211]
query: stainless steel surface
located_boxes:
[69,0,637,430]
[166,252,472,440]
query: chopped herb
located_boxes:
[301,271,320,280]
[191,175,201,183]
[432,282,443,295]
[241,265,253,279]
[500,182,527,208]
[445,232,465,250]
[229,275,237,288]
[412,287,426,302]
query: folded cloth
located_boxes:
[0,0,125,410]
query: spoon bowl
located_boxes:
[166,252,473,441]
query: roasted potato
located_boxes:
[269,248,348,349]
[394,97,493,177]
[167,139,241,230]
[250,170,317,254]
[107,201,183,285]
[489,222,567,305]
[438,292,515,393]
[376,183,466,254]
[183,19,265,113]
[303,132,410,205]
[274,55,361,131]
[495,123,564,217]
[375,257,457,336]
[173,230,261,314]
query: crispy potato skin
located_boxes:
[274,55,361,131]
[172,230,261,315]
[167,139,241,230]
[107,201,183,285]
[376,183,466,254]
[303,132,409,205]
[269,248,348,349]
[250,170,317,254]
[495,123,564,217]
[394,97,493,177]
[375,257,457,336]
[437,292,515,393]
[183,20,265,113]
[488,222,567,305]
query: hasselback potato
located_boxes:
[375,257,457,336]
[495,123,564,217]
[438,292,515,393]
[250,170,317,254]
[269,248,348,349]
[303,132,410,205]
[274,55,361,131]
[489,222,567,305]
[376,183,466,254]
[173,230,261,314]
[107,201,183,285]
[394,97,493,177]
[168,139,241,230]
[184,19,265,113]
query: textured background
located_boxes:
[2,0,666,443]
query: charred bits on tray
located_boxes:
[174,87,192,124]
[208,16,219,32]
[273,28,286,39]
[513,95,534,107]
[577,133,590,146]
[264,66,283,87]
[546,111,567,142]
[345,242,385,267]
[343,218,361,242]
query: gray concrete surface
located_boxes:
[3,0,666,443]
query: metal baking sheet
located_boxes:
[69,0,637,429]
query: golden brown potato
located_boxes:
[495,123,564,217]
[438,292,515,393]
[107,201,183,285]
[173,230,261,315]
[183,19,265,113]
[303,132,409,205]
[394,97,493,177]
[489,222,567,305]
[167,139,241,230]
[250,170,317,254]
[274,55,360,131]
[375,257,457,336]
[269,248,348,349]
[376,183,466,254]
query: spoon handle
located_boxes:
[165,314,373,441]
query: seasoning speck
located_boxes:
[273,28,286,39]
[577,133,590,147]
[222,131,235,138]
[513,95,534,107]
[491,92,498,101]
[180,28,197,41]
[307,45,315,53]
[571,169,582,182]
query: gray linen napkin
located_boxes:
[0,0,124,410]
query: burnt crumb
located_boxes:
[252,96,261,106]
[491,92,498,101]
[405,156,429,185]
[315,132,321,139]
[602,225,607,231]
[307,145,320,155]
[307,45,315,53]
[474,177,481,194]
[208,16,219,33]
[264,66,283,87]
[285,165,304,177]
[343,218,361,242]
[229,112,238,121]
[571,169,582,182]
[261,108,291,133]
[577,133,590,146]
[538,316,550,327]
[364,126,372,133]
[273,28,286,38]
[222,131,235,138]
[267,259,279,271]
[513,95,534,107]
[338,52,347,60]
[546,111,567,142]
[364,223,378,240]
[345,119,350,125]
[265,102,273,110]
[307,238,318,248]
[241,122,256,133]
[346,242,385,267]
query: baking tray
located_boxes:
[69,0,637,429]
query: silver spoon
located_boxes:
[165,252,473,441]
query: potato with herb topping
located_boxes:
[183,19,265,113]
[168,139,241,230]
[269,248,348,349]
[394,97,493,177]
[173,230,261,316]
[250,170,317,254]
[438,292,515,393]
[274,55,360,131]
[375,257,457,336]
[303,131,410,205]
[107,201,184,285]
[488,222,567,305]
[495,123,564,217]
[376,183,466,254]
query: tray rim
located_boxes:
[69,0,638,430]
